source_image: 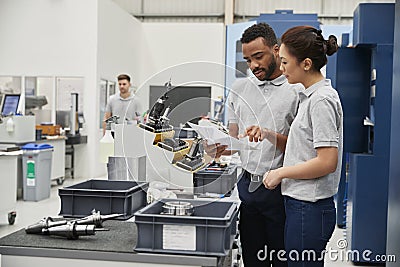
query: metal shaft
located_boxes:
[25,217,67,234]
[41,223,107,240]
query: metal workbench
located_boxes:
[0,220,231,267]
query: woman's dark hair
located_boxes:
[281,26,338,71]
[240,22,277,47]
[117,74,131,82]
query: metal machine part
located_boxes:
[25,210,123,234]
[69,93,78,136]
[139,103,172,133]
[176,157,204,172]
[104,115,120,130]
[185,137,203,160]
[138,122,173,133]
[139,79,174,133]
[161,201,194,216]
[175,137,205,171]
[25,217,68,234]
[41,222,108,240]
[157,138,188,152]
[75,211,123,228]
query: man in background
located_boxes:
[102,74,141,135]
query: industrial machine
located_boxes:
[114,123,194,192]
[175,137,205,172]
[115,79,194,191]
[139,80,174,133]
[157,137,188,152]
[326,41,371,228]
[140,80,189,155]
[326,3,395,264]
[68,92,84,137]
[0,116,35,144]
[0,94,34,143]
[114,80,236,194]
[25,95,48,114]
[55,93,85,138]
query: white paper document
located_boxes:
[163,225,196,251]
[187,122,258,150]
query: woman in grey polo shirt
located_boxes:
[262,26,343,266]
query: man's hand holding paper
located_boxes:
[238,125,269,142]
[187,122,258,151]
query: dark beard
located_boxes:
[264,59,277,80]
[252,57,277,81]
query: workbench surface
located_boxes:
[0,220,231,267]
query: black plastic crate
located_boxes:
[193,165,237,195]
[58,179,148,220]
[134,198,239,256]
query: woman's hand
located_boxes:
[263,168,283,190]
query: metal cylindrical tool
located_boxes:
[74,212,123,227]
[25,211,122,235]
[162,201,194,216]
[25,217,68,234]
[41,222,108,239]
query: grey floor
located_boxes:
[0,176,376,267]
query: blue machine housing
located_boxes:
[326,46,371,228]
[234,10,320,79]
[254,10,319,37]
[327,3,395,264]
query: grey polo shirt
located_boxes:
[227,75,300,175]
[105,92,141,124]
[281,79,343,202]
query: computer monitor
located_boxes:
[149,85,211,126]
[1,94,21,116]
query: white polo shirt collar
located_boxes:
[255,74,287,88]
[300,79,331,101]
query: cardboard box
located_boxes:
[36,125,61,136]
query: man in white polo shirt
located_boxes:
[102,74,141,136]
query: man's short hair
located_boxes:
[240,23,278,47]
[117,74,131,82]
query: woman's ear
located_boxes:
[303,58,313,71]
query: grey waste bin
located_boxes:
[22,143,53,201]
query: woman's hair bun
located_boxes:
[326,35,338,56]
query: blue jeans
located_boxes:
[284,196,336,267]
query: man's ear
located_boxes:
[273,44,280,54]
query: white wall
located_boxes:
[0,0,98,178]
[94,0,143,177]
[97,1,143,85]
[0,1,226,179]
[0,0,97,76]
[136,23,226,113]
[0,0,145,178]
